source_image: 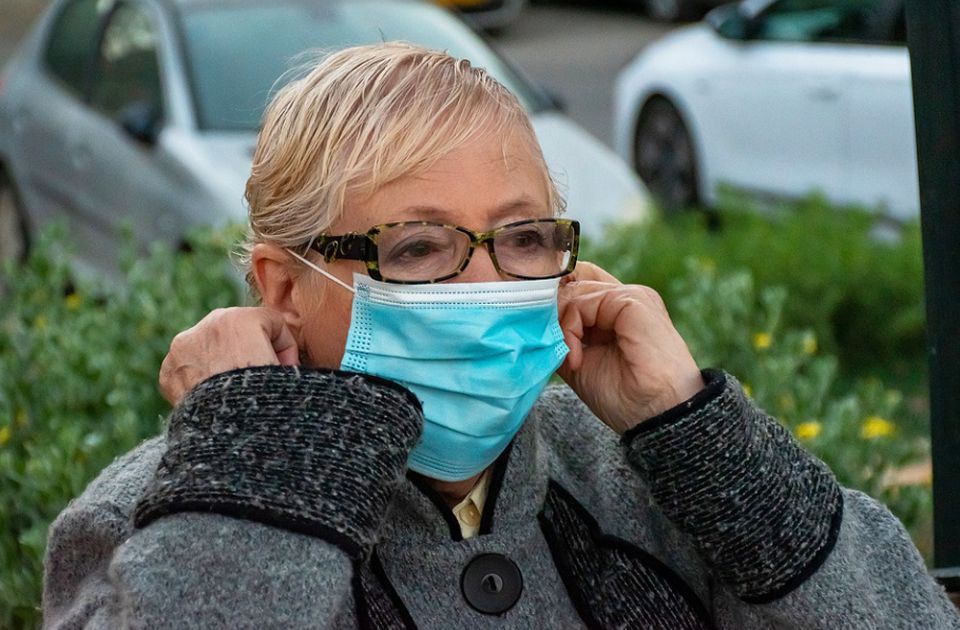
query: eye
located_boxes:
[397,240,437,258]
[503,228,548,250]
[383,235,447,266]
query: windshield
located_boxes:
[177,0,549,131]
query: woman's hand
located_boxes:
[557,262,704,434]
[159,307,300,406]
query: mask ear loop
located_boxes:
[286,249,357,294]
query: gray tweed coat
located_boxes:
[42,367,960,628]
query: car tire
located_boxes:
[643,0,696,22]
[633,97,701,213]
[0,169,29,265]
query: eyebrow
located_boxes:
[396,196,547,225]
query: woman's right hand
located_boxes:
[159,307,300,406]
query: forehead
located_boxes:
[337,128,551,233]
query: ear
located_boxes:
[251,243,305,333]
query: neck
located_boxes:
[427,471,484,507]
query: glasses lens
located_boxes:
[376,224,470,282]
[494,220,576,279]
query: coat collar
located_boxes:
[379,408,550,548]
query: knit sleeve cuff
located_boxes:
[622,369,843,603]
[133,366,423,561]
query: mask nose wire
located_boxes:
[286,249,357,294]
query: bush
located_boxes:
[663,259,931,559]
[587,195,926,386]
[585,199,933,555]
[0,226,246,628]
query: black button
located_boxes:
[461,553,523,615]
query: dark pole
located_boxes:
[905,0,960,597]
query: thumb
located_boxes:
[260,309,300,366]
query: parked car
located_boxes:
[0,0,648,275]
[614,0,916,218]
[433,0,527,32]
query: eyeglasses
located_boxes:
[304,218,580,284]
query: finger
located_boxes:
[257,309,299,365]
[276,345,301,367]
[556,356,576,388]
[561,282,665,315]
[561,327,582,372]
[559,284,641,332]
[264,311,300,365]
[558,279,621,319]
[158,353,180,406]
[159,331,196,406]
[568,261,622,284]
[560,289,644,343]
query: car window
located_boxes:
[89,2,164,121]
[755,0,904,45]
[177,0,549,131]
[44,0,115,96]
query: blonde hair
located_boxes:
[239,42,562,291]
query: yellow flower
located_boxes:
[802,332,818,355]
[0,425,10,447]
[861,416,896,439]
[33,314,48,331]
[777,392,796,413]
[65,293,82,310]
[742,383,753,398]
[753,332,772,350]
[795,421,822,441]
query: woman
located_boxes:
[43,43,958,628]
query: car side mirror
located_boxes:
[118,101,162,146]
[706,3,755,41]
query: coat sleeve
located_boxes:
[621,369,960,630]
[42,366,423,629]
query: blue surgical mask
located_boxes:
[287,250,569,481]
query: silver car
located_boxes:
[0,0,649,277]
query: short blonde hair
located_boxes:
[240,42,562,289]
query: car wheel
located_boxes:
[634,97,700,213]
[0,170,29,265]
[643,0,695,22]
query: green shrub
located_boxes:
[586,199,933,555]
[664,259,931,559]
[587,195,926,386]
[0,226,246,628]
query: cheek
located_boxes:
[300,287,355,369]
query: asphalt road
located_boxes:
[1,1,675,149]
[496,2,674,148]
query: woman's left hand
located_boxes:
[557,262,705,434]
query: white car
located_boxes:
[614,0,917,219]
[0,0,648,275]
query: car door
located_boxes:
[72,0,173,275]
[704,0,849,201]
[10,0,114,237]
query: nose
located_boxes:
[455,244,507,283]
